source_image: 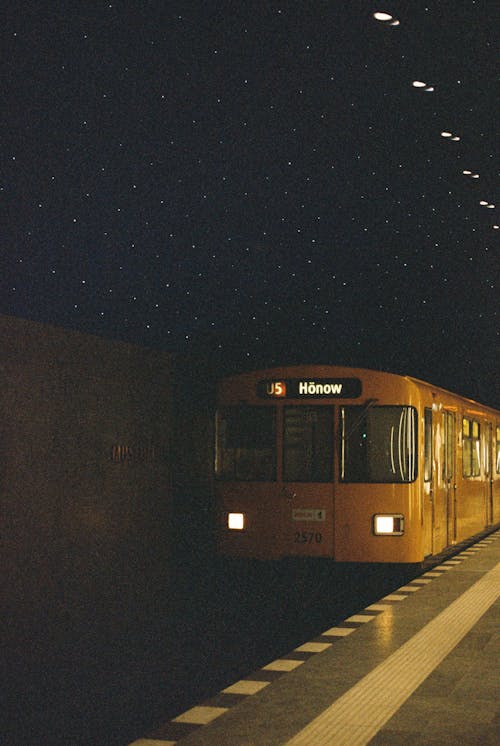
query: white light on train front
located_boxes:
[373,514,404,536]
[228,512,245,530]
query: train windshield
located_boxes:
[283,406,334,482]
[340,405,417,482]
[215,406,276,480]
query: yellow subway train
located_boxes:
[215,366,500,563]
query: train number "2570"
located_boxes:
[294,531,322,544]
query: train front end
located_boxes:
[215,366,423,564]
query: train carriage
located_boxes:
[215,366,500,563]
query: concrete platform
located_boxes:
[128,530,499,746]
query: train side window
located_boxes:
[462,417,481,477]
[484,424,491,477]
[496,426,500,474]
[443,411,455,481]
[340,405,417,483]
[283,406,333,482]
[215,406,276,481]
[424,408,433,482]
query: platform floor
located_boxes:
[129,530,499,746]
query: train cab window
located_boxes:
[215,406,276,481]
[283,406,333,482]
[462,418,481,477]
[340,405,417,483]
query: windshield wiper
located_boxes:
[342,398,378,441]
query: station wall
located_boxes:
[0,315,176,649]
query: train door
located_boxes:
[282,405,335,557]
[423,408,434,556]
[429,408,449,554]
[443,411,456,545]
[484,422,493,525]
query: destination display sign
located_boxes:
[257,378,362,399]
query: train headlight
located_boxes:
[373,514,404,536]
[228,512,245,530]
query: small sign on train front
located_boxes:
[292,509,326,522]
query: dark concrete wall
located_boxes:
[0,315,174,648]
